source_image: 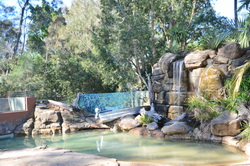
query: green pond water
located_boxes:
[0,130,248,166]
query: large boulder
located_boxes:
[117,116,140,131]
[199,65,226,99]
[217,42,245,59]
[213,56,229,64]
[211,111,241,136]
[161,122,191,135]
[184,50,213,69]
[22,118,34,135]
[146,122,159,131]
[231,54,250,69]
[158,53,182,77]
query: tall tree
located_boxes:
[0,3,17,75]
[235,0,238,28]
[27,0,62,55]
[13,0,29,57]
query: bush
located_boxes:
[140,114,153,124]
[242,124,250,141]
[188,96,222,121]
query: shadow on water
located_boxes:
[0,130,248,166]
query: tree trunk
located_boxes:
[151,0,156,66]
[189,0,197,24]
[13,0,29,57]
[234,0,238,28]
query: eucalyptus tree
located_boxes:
[42,0,115,99]
[13,0,29,57]
[0,3,17,76]
[27,0,63,55]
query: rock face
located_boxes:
[161,122,191,135]
[33,107,63,135]
[157,53,182,77]
[152,53,188,119]
[211,111,241,136]
[168,106,184,119]
[32,104,108,135]
[22,118,34,135]
[217,42,244,59]
[184,50,211,69]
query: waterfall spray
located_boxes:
[173,60,184,106]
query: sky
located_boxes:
[211,0,234,19]
[1,0,242,19]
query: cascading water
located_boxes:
[173,60,184,106]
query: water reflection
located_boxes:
[0,131,248,166]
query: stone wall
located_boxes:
[152,42,250,119]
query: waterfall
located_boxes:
[173,60,184,106]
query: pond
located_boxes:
[0,130,248,166]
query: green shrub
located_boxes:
[188,96,222,121]
[140,114,153,124]
[242,124,250,141]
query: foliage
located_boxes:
[242,123,250,141]
[188,96,222,121]
[218,97,238,113]
[230,60,250,99]
[1,0,249,102]
[27,0,63,55]
[207,17,250,49]
[0,3,17,61]
[140,114,153,124]
[0,53,44,98]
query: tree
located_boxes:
[238,0,250,12]
[235,0,238,28]
[0,3,17,76]
[13,0,29,57]
[27,0,62,55]
[41,0,115,100]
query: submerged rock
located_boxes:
[129,127,149,136]
[151,130,165,138]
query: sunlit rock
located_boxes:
[184,50,210,69]
[161,122,191,135]
[199,65,225,99]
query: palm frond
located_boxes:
[230,60,250,99]
[238,0,250,12]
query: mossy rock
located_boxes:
[199,65,226,99]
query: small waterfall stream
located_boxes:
[173,60,184,106]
